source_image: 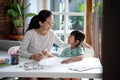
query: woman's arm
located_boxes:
[18,31,32,59]
[42,49,55,57]
[53,32,68,48]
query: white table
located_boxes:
[0,52,102,79]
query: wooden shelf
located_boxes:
[3,35,24,41]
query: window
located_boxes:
[44,0,86,42]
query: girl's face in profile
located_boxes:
[40,15,54,31]
[68,35,76,45]
[68,35,79,48]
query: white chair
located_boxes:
[0,40,21,51]
[84,47,94,57]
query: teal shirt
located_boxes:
[59,46,84,57]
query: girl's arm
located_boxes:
[61,55,84,64]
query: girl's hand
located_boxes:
[61,56,83,64]
[61,59,71,64]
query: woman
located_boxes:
[18,10,66,80]
[18,10,66,61]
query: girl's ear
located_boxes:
[75,40,80,45]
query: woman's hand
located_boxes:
[82,42,92,49]
[42,50,54,57]
[30,53,44,61]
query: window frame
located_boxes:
[45,0,87,42]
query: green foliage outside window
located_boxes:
[72,3,84,31]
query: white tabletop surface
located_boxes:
[0,51,102,79]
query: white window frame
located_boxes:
[48,0,86,42]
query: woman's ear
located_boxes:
[39,21,42,26]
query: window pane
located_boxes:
[69,16,84,31]
[52,16,84,31]
[49,0,64,12]
[52,15,64,41]
[68,0,84,12]
[52,15,64,30]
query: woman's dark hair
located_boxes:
[70,30,85,47]
[26,15,39,31]
[26,10,52,31]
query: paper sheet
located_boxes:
[69,65,102,72]
[39,57,68,67]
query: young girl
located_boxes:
[59,30,85,80]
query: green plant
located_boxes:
[5,0,36,28]
[72,3,84,30]
[13,17,23,27]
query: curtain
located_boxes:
[92,0,101,58]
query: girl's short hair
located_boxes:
[70,30,85,46]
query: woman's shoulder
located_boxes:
[26,29,35,33]
[25,29,36,36]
